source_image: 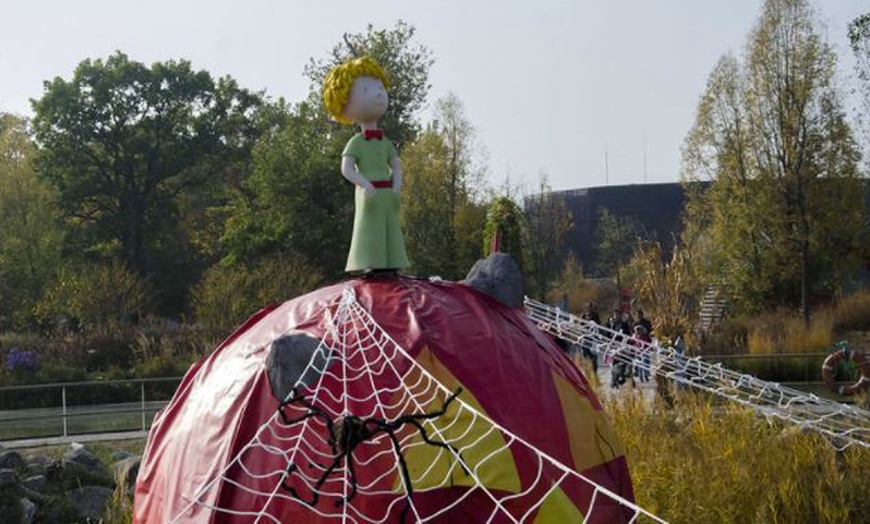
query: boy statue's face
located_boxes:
[343,76,389,125]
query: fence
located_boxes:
[0,377,183,442]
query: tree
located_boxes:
[220,100,353,277]
[304,20,434,149]
[31,52,262,314]
[848,13,870,157]
[400,131,455,276]
[483,196,524,265]
[593,207,647,280]
[0,114,63,329]
[400,94,486,278]
[623,242,701,342]
[682,0,864,321]
[524,176,573,299]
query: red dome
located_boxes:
[134,276,634,523]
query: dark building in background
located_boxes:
[553,182,691,277]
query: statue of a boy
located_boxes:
[323,57,409,273]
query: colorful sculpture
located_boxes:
[134,277,635,522]
[323,57,409,272]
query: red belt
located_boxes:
[371,179,392,189]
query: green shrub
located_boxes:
[132,353,193,379]
[0,332,43,352]
[35,261,151,333]
[193,253,323,337]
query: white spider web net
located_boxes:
[169,288,664,523]
[524,298,870,451]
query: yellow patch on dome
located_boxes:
[390,346,521,494]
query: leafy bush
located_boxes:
[549,256,619,316]
[0,331,42,352]
[482,196,524,267]
[35,261,151,333]
[193,252,323,337]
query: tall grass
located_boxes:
[746,309,833,355]
[704,292,870,357]
[606,391,870,523]
[832,289,870,333]
[103,469,134,524]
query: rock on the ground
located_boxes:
[0,469,16,488]
[68,485,114,521]
[0,472,22,523]
[25,456,48,476]
[110,450,133,462]
[463,252,524,308]
[60,459,113,489]
[112,456,141,487]
[0,450,24,471]
[266,332,327,402]
[63,444,107,476]
[20,497,36,524]
[21,475,46,493]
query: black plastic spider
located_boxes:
[277,386,469,522]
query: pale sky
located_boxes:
[1,1,866,191]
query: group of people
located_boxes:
[571,302,656,389]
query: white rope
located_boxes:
[524,298,870,451]
[171,287,665,522]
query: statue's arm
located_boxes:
[390,156,403,194]
[341,156,375,197]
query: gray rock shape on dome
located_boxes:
[266,332,328,402]
[463,252,524,308]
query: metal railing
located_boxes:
[0,376,183,442]
[525,298,870,450]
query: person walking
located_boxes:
[580,302,600,373]
[632,324,652,383]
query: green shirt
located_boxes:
[342,134,397,181]
[341,132,408,271]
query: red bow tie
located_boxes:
[364,129,384,140]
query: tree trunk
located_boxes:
[801,237,810,328]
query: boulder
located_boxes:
[0,450,24,471]
[21,475,46,493]
[112,456,141,488]
[67,485,114,521]
[63,444,107,476]
[0,469,16,488]
[0,471,22,523]
[25,456,48,476]
[463,252,524,308]
[110,450,133,462]
[266,333,327,402]
[0,500,23,524]
[20,497,36,524]
[60,459,113,490]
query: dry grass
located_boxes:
[605,391,870,523]
[745,310,834,355]
[833,289,870,333]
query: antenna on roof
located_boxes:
[643,134,648,183]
